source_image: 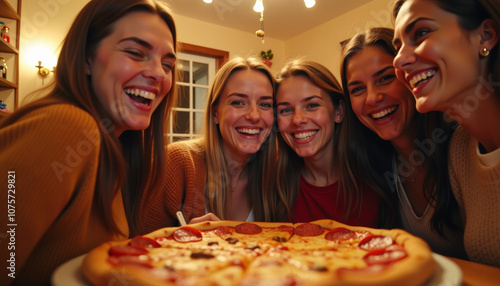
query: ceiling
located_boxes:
[166,0,374,41]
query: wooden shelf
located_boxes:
[0,0,19,20]
[0,77,16,88]
[0,39,18,53]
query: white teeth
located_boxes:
[237,128,260,135]
[294,131,317,139]
[371,106,397,119]
[124,88,155,100]
[409,70,436,88]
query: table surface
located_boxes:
[448,257,500,286]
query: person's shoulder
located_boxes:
[31,103,98,131]
[167,138,204,156]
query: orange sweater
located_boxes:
[0,104,128,285]
[140,141,206,233]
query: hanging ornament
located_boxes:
[255,11,265,44]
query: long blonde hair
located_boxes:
[199,56,282,221]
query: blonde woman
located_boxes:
[141,56,283,231]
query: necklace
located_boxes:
[230,171,243,193]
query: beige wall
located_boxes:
[17,0,393,106]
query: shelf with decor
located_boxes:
[0,0,21,113]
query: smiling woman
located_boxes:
[274,59,396,227]
[393,0,500,267]
[0,0,177,284]
[140,56,286,233]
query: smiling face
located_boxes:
[276,75,343,160]
[393,0,483,114]
[213,69,274,158]
[346,46,416,142]
[86,11,176,136]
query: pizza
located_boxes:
[82,219,436,286]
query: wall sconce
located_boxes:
[35,61,51,78]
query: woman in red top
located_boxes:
[275,60,395,227]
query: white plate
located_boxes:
[425,253,463,286]
[51,254,90,286]
[51,252,462,286]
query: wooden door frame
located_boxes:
[178,42,229,70]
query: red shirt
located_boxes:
[291,176,379,227]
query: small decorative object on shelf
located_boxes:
[1,24,9,43]
[260,49,273,68]
[0,57,7,79]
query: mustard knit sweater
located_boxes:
[140,141,206,233]
[449,126,500,267]
[0,104,128,285]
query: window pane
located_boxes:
[193,62,208,85]
[177,60,190,83]
[173,111,190,134]
[193,112,204,134]
[193,87,208,110]
[177,85,190,108]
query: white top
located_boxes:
[393,157,467,259]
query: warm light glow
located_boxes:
[203,0,212,3]
[304,0,315,8]
[253,0,264,12]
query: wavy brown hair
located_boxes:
[340,27,460,234]
[0,0,178,235]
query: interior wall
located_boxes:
[284,0,394,78]
[18,0,394,106]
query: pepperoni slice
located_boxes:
[235,223,262,235]
[109,245,148,256]
[173,226,203,242]
[358,235,393,251]
[325,227,356,242]
[130,236,161,248]
[363,247,408,265]
[294,223,324,237]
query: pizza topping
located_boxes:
[173,226,203,243]
[109,245,148,256]
[245,245,261,250]
[207,241,219,246]
[294,223,324,237]
[235,222,262,235]
[310,265,328,272]
[130,236,161,248]
[363,247,408,265]
[325,227,356,242]
[226,237,239,244]
[273,236,287,243]
[358,235,394,251]
[211,226,233,236]
[190,250,215,259]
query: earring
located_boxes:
[482,48,490,56]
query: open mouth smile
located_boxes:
[293,130,317,140]
[124,88,155,106]
[237,128,262,136]
[408,69,436,89]
[370,106,398,120]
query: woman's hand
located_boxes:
[189,213,221,224]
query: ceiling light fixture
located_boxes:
[203,0,212,3]
[304,0,316,8]
[253,0,264,13]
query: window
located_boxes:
[167,53,216,143]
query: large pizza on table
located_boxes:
[82,219,436,286]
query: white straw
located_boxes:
[176,211,187,226]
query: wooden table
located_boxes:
[448,257,500,286]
